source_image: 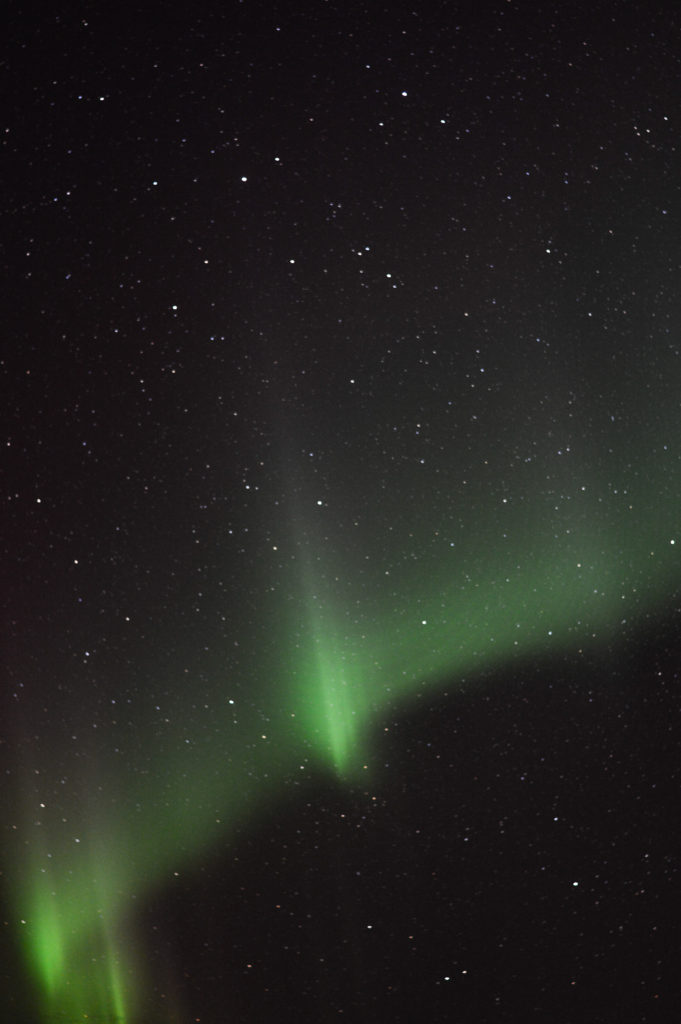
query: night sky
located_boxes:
[4,2,681,1021]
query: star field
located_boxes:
[3,2,681,1021]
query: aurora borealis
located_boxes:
[5,3,681,1021]
[7,349,681,1021]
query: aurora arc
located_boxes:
[8,386,681,1022]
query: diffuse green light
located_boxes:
[289,421,681,779]
[11,369,681,1021]
[11,689,299,1022]
[16,829,138,1024]
[294,631,370,775]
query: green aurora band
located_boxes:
[8,367,681,1021]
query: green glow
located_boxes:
[295,628,370,775]
[16,829,137,1024]
[290,552,375,774]
[10,361,681,1020]
[285,387,681,776]
[25,879,64,1000]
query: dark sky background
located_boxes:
[3,2,681,1022]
